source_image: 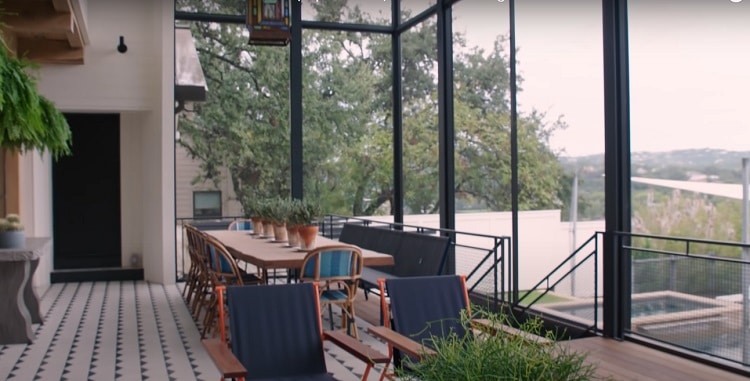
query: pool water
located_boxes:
[549,295,716,320]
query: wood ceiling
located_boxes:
[1,0,85,64]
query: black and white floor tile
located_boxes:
[0,281,391,381]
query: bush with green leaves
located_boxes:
[396,308,599,381]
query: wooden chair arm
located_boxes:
[202,339,248,379]
[324,330,390,365]
[367,326,436,360]
[471,318,552,345]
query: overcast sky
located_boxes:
[306,0,750,157]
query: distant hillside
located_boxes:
[558,149,750,221]
[561,149,750,183]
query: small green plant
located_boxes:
[297,200,321,226]
[286,199,305,226]
[267,197,291,224]
[396,308,599,381]
[240,193,261,218]
[0,214,24,232]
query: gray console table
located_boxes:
[0,238,50,344]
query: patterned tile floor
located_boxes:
[0,281,391,381]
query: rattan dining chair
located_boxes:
[227,219,253,231]
[299,244,363,338]
[201,234,264,338]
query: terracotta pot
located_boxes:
[273,222,288,242]
[297,225,319,250]
[286,225,300,247]
[262,221,274,238]
[250,217,264,235]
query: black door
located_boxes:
[53,113,121,269]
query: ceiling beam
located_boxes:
[2,3,73,39]
[1,0,85,64]
[16,37,84,65]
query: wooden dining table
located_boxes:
[204,230,394,282]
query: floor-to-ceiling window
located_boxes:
[449,0,513,292]
[301,2,394,218]
[400,14,439,222]
[514,0,605,303]
[627,0,750,365]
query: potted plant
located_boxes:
[0,19,71,247]
[285,199,307,248]
[0,213,25,249]
[257,199,275,239]
[1,26,72,158]
[296,200,322,250]
[240,193,264,236]
[268,197,290,243]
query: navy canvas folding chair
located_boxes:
[369,275,470,379]
[202,282,390,381]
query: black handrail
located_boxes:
[321,214,511,306]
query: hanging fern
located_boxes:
[0,29,72,159]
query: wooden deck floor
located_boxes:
[354,291,749,380]
[562,337,748,381]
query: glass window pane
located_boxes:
[175,20,290,221]
[176,0,246,15]
[629,0,749,242]
[514,0,604,300]
[194,191,221,217]
[302,0,391,25]
[451,1,512,284]
[400,0,434,23]
[628,0,750,363]
[302,29,393,218]
[401,16,438,217]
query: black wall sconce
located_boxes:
[117,36,128,53]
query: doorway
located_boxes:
[53,113,121,269]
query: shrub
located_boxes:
[396,308,599,381]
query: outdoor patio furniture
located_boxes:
[227,219,253,231]
[202,234,263,338]
[202,282,390,381]
[203,230,393,283]
[338,224,450,300]
[299,244,363,338]
[368,275,470,378]
[0,238,50,344]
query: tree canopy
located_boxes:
[176,0,565,217]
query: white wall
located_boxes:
[121,112,144,268]
[24,0,176,284]
[19,151,53,293]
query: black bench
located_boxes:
[338,223,451,298]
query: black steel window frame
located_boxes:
[174,0,636,343]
